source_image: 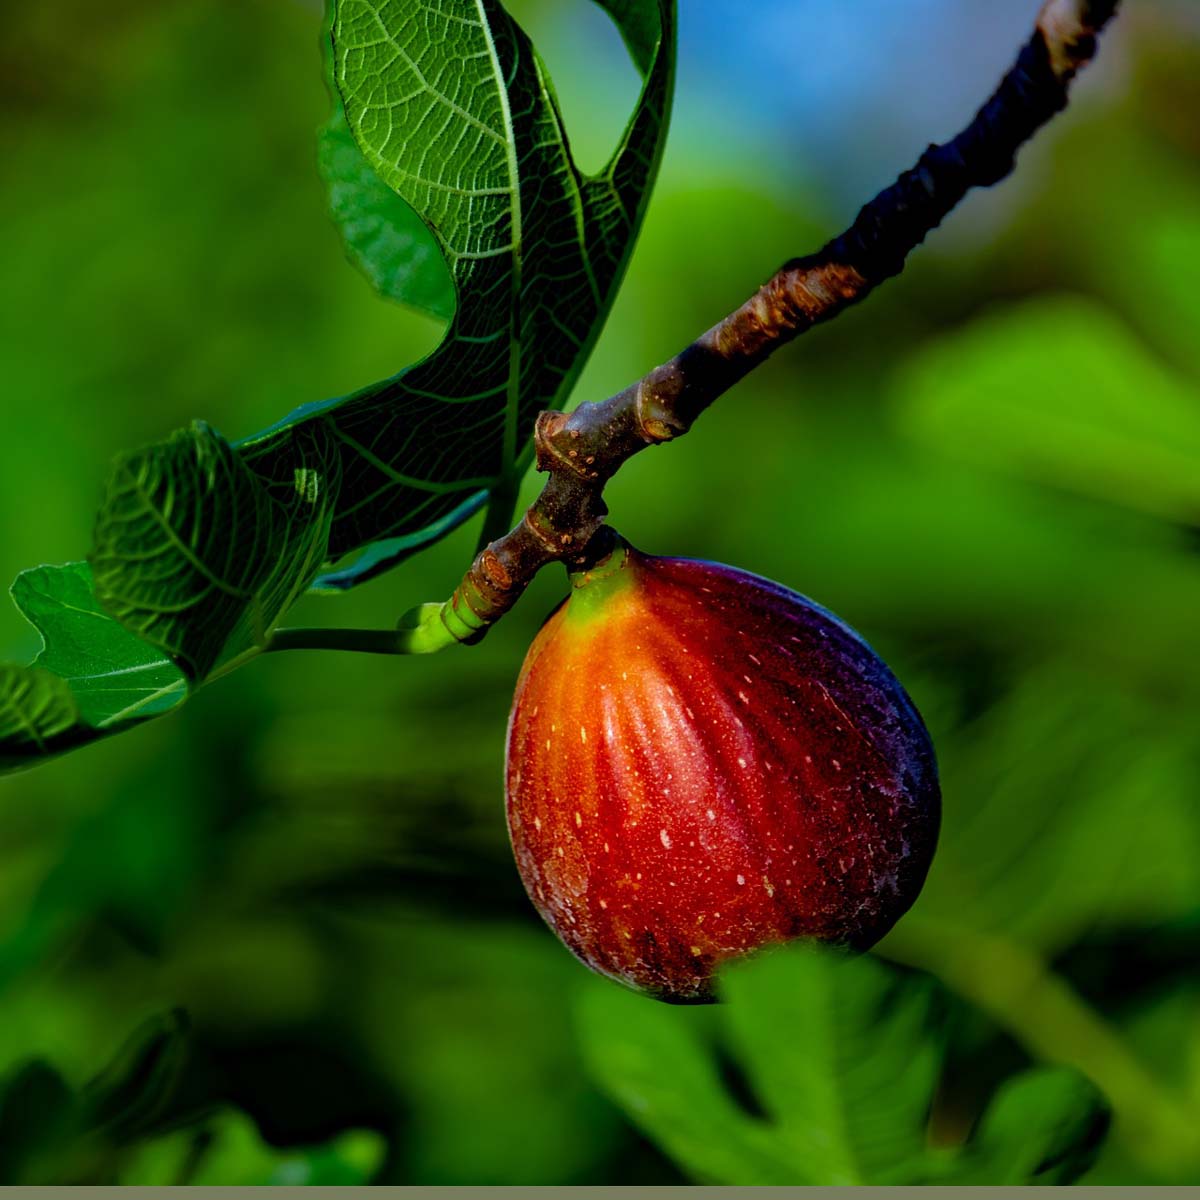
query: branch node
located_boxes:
[1037,0,1115,77]
[534,410,597,479]
[635,372,688,443]
[479,548,512,591]
[441,590,488,643]
[522,507,565,555]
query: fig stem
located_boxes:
[412,0,1121,648]
[265,602,464,657]
[567,534,631,590]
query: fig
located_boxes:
[504,542,939,1003]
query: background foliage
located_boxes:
[1,0,1198,1184]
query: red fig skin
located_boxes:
[504,546,939,1003]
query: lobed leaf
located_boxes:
[575,983,800,1185]
[894,295,1200,526]
[12,561,185,728]
[577,943,1111,1185]
[317,0,455,322]
[3,419,337,770]
[319,104,455,323]
[3,0,676,769]
[944,1067,1110,1185]
[311,488,488,591]
[720,946,938,1184]
[245,0,677,583]
[909,660,1200,956]
[119,1110,385,1187]
[0,562,186,773]
[0,1010,386,1185]
[90,421,338,681]
[81,1011,196,1145]
[0,664,81,770]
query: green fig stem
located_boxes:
[563,535,638,627]
[266,602,466,657]
[568,535,632,590]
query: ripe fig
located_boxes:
[504,541,939,1003]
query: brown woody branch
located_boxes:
[434,0,1121,646]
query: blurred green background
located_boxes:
[2,0,1198,1184]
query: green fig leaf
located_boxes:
[317,0,454,322]
[4,0,676,769]
[719,946,939,1184]
[82,1010,195,1144]
[0,664,83,770]
[944,1067,1110,1185]
[577,943,1111,1185]
[12,561,186,728]
[893,295,1200,525]
[242,0,677,585]
[0,1011,383,1185]
[120,1110,385,1187]
[319,104,455,323]
[90,421,338,681]
[2,419,337,772]
[0,562,187,773]
[908,660,1200,956]
[0,1012,194,1184]
[311,488,488,591]
[575,980,798,1185]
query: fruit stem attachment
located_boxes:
[397,0,1120,650]
[568,533,632,591]
[563,533,638,625]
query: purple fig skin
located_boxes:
[505,547,940,1003]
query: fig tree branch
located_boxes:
[269,0,1121,657]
